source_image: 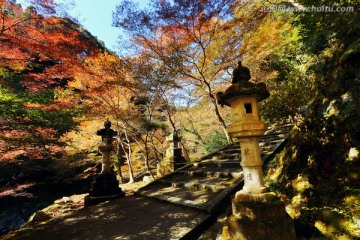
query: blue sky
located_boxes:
[17,0,149,51]
[68,0,123,51]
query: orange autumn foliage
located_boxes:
[0,0,103,92]
[70,52,142,120]
[0,0,104,160]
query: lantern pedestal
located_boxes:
[224,192,296,240]
[84,172,125,207]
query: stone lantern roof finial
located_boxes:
[232,61,251,84]
[97,119,117,145]
[216,61,270,106]
[104,119,111,129]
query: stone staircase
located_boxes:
[136,123,292,215]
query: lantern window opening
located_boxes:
[244,103,252,114]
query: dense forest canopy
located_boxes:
[0,0,105,159]
[0,0,359,238]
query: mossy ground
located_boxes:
[265,127,360,239]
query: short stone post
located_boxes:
[217,62,295,239]
[84,120,125,207]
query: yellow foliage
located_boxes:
[315,218,359,240]
[344,195,359,206]
[285,194,306,219]
[236,3,295,81]
[291,173,312,193]
[63,120,102,153]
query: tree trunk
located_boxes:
[144,154,154,179]
[144,135,155,179]
[202,79,233,144]
[134,137,155,180]
[116,140,124,184]
[117,123,135,183]
[126,150,135,183]
[123,129,135,183]
[210,95,233,144]
[180,141,191,162]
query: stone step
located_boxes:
[260,141,274,147]
[179,170,242,179]
[137,123,291,216]
[262,145,275,151]
[212,153,240,160]
[139,188,213,210]
[261,132,288,140]
[222,144,240,149]
[262,136,284,142]
[193,160,240,168]
[185,166,241,175]
[219,149,240,154]
[160,172,238,187]
[158,179,228,192]
[137,177,244,213]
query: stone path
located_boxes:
[4,195,211,240]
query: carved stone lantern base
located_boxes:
[84,173,125,207]
[224,192,296,240]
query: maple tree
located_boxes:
[113,0,297,145]
[113,0,240,144]
[1,0,103,90]
[128,53,189,163]
[251,11,316,123]
[0,0,103,160]
[70,52,138,182]
[70,52,170,181]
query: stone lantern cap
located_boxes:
[96,119,117,144]
[216,61,270,106]
[166,129,182,142]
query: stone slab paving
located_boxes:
[4,195,211,240]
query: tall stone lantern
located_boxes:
[84,119,125,207]
[217,61,270,194]
[217,62,295,239]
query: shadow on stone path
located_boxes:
[4,195,210,240]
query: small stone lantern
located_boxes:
[84,119,125,207]
[157,129,186,176]
[217,62,295,239]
